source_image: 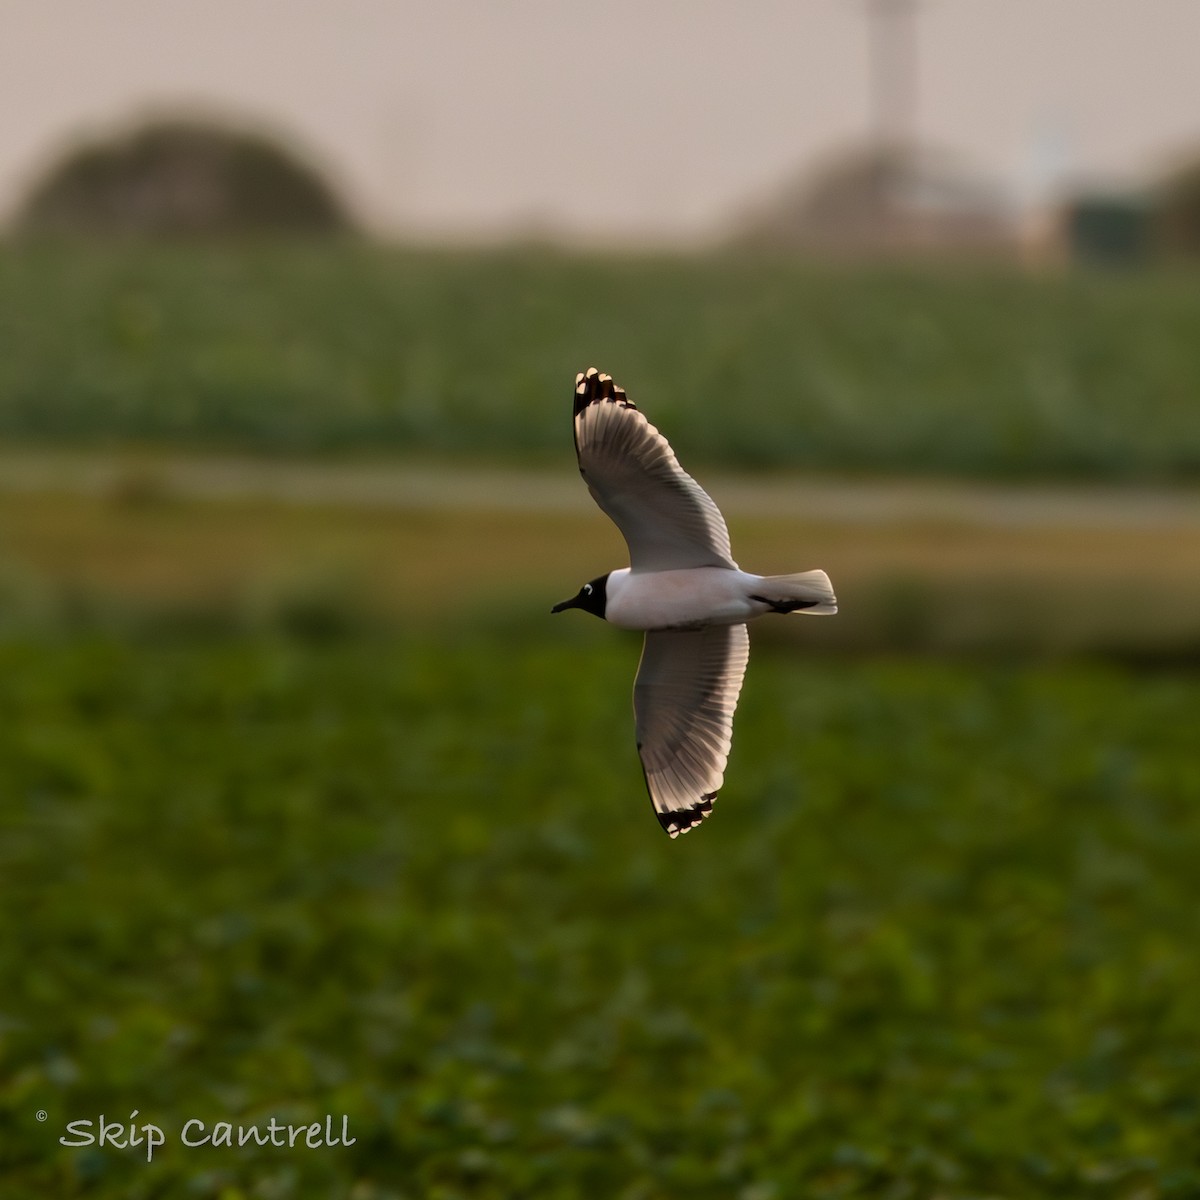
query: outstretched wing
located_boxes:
[573,368,737,572]
[633,623,750,838]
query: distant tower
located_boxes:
[865,0,919,151]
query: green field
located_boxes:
[4,243,1200,478]
[3,627,1200,1198]
[3,242,1199,1196]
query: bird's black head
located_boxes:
[551,573,609,619]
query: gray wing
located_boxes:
[633,623,750,838]
[573,368,737,571]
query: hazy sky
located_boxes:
[4,0,1200,241]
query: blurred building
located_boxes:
[1021,150,1200,269]
[733,143,1018,260]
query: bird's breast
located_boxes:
[605,567,760,631]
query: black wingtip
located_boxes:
[656,792,717,839]
[573,367,636,418]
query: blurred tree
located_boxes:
[1154,157,1200,259]
[13,118,354,237]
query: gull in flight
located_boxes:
[553,368,837,838]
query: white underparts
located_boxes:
[604,567,836,631]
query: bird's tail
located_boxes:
[753,570,837,615]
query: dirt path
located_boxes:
[2,448,1198,531]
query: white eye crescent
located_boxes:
[583,584,593,595]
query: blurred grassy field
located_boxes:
[4,242,1200,1197]
[4,630,1200,1199]
[4,243,1200,478]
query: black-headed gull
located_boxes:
[553,368,837,838]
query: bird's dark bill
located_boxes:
[551,595,582,613]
